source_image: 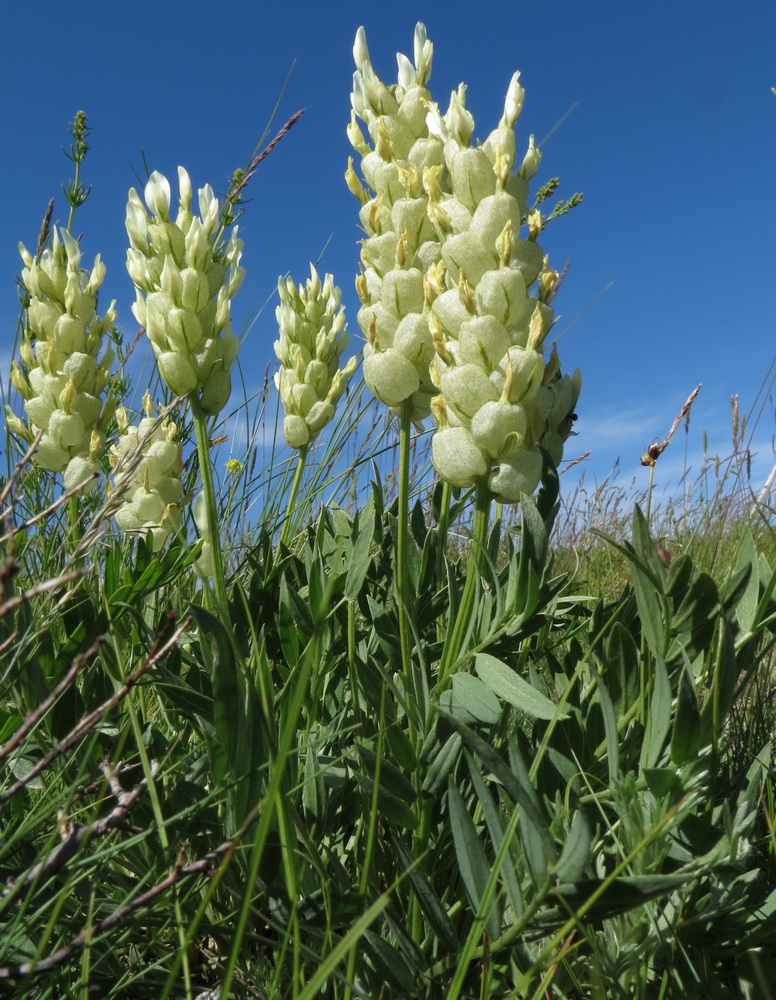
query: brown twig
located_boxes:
[0,611,187,803]
[36,199,55,256]
[226,109,305,211]
[0,798,265,981]
[0,473,98,546]
[560,450,592,473]
[0,429,45,509]
[0,827,241,979]
[548,259,571,304]
[0,568,87,619]
[0,638,100,765]
[3,758,157,897]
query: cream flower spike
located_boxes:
[125,167,244,415]
[7,226,116,491]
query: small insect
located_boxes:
[559,410,578,439]
[640,438,666,467]
[640,384,702,467]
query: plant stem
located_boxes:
[190,397,230,622]
[396,400,417,731]
[645,461,656,525]
[437,480,491,688]
[279,445,308,548]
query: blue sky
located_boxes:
[2,0,776,504]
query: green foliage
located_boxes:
[3,448,776,998]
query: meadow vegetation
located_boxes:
[1,24,775,1000]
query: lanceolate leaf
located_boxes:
[344,491,376,601]
[439,671,500,724]
[475,653,568,720]
[671,662,702,765]
[390,833,458,951]
[439,711,554,860]
[447,779,501,940]
[467,756,525,917]
[640,654,672,771]
[554,810,592,884]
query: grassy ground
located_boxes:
[1,385,775,998]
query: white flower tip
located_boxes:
[504,71,525,127]
[18,242,33,268]
[396,52,414,92]
[192,491,208,532]
[60,228,81,269]
[177,166,193,207]
[351,71,365,118]
[145,171,172,220]
[353,27,370,70]
[413,23,433,84]
[426,102,448,141]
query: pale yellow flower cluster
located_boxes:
[274,265,357,449]
[7,229,116,491]
[348,24,581,501]
[108,392,184,552]
[125,168,244,416]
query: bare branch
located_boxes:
[0,830,243,979]
[0,568,87,618]
[0,429,45,509]
[0,612,187,803]
[3,759,157,895]
[0,639,100,764]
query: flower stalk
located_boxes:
[273,265,356,544]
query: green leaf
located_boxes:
[366,596,402,673]
[666,553,694,599]
[344,492,375,601]
[589,666,619,782]
[554,810,591,884]
[629,510,666,656]
[640,654,671,770]
[604,622,639,717]
[439,671,500,724]
[514,496,547,620]
[191,604,239,782]
[734,529,759,633]
[508,741,555,886]
[362,930,418,993]
[447,779,501,939]
[154,665,215,721]
[671,662,702,765]
[530,874,691,930]
[439,712,554,862]
[303,743,326,824]
[390,832,458,950]
[671,572,719,660]
[354,773,419,829]
[475,653,568,720]
[631,504,668,586]
[467,757,524,917]
[421,732,463,795]
[356,744,416,804]
[644,767,684,800]
[277,574,300,667]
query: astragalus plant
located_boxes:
[1,27,775,1000]
[7,228,116,494]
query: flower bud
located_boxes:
[274,266,356,448]
[432,426,488,486]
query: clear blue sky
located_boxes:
[3,0,776,501]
